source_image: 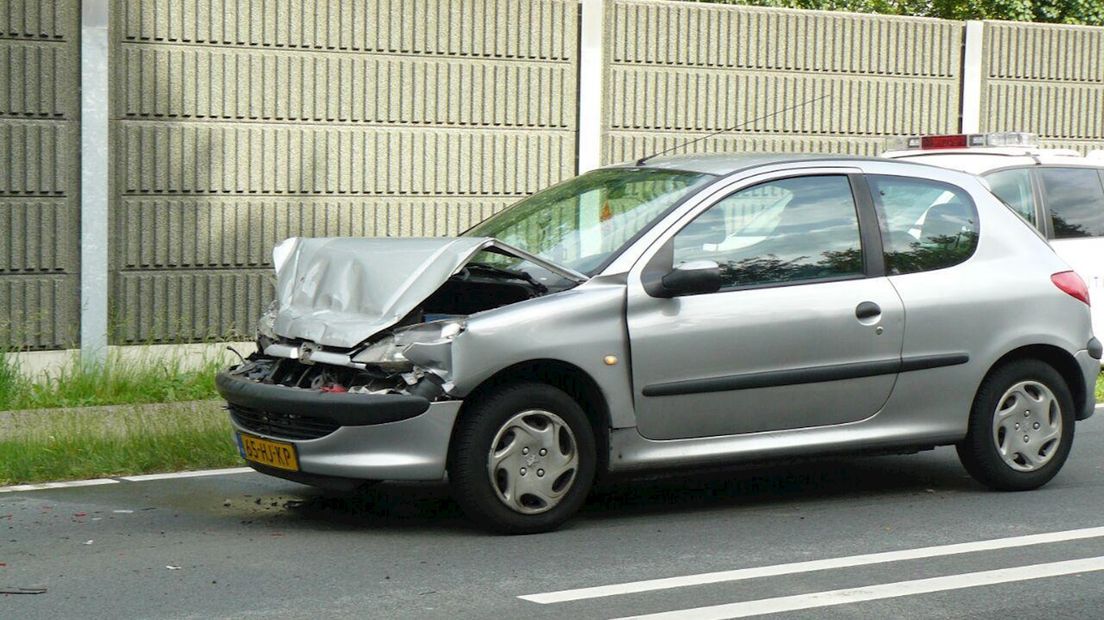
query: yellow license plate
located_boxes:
[238,433,299,472]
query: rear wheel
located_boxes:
[957,359,1075,491]
[449,382,596,534]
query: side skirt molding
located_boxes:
[641,353,970,397]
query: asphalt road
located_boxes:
[3,409,1104,619]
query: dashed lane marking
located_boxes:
[520,526,1104,604]
[118,467,253,482]
[611,555,1104,620]
[0,467,254,493]
[0,478,119,493]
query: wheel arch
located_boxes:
[450,359,612,476]
[983,344,1087,417]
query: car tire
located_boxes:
[449,382,597,534]
[956,359,1075,491]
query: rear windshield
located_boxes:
[1038,167,1104,239]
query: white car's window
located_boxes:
[673,175,863,289]
[869,175,978,275]
[1038,167,1104,239]
[984,168,1036,225]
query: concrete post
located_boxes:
[80,0,110,365]
[578,0,604,172]
[961,21,985,134]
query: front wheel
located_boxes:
[956,359,1075,491]
[449,382,597,534]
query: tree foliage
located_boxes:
[695,0,1104,25]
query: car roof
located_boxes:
[611,152,888,176]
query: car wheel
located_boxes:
[956,359,1075,491]
[449,382,597,534]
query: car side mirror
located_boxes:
[653,260,722,298]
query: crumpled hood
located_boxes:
[270,237,585,349]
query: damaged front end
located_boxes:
[234,316,465,403]
[237,235,584,400]
[216,235,586,484]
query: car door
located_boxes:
[626,171,905,440]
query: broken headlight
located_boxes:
[352,319,465,371]
[256,299,278,346]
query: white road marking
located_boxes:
[0,478,119,493]
[520,526,1104,604]
[118,467,253,482]
[0,467,254,493]
[612,555,1104,620]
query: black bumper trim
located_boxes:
[216,371,430,427]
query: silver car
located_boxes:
[216,154,1100,534]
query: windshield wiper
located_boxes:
[465,262,549,294]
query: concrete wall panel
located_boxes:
[111,0,579,344]
[603,0,963,164]
[0,275,80,349]
[115,197,512,269]
[0,0,79,350]
[114,270,271,343]
[981,21,1104,151]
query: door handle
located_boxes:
[855,301,881,320]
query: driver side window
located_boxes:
[672,175,864,289]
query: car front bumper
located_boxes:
[217,371,463,485]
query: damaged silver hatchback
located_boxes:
[217,154,1100,534]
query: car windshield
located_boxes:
[465,168,714,275]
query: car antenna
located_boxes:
[635,93,832,166]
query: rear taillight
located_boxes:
[1052,271,1090,306]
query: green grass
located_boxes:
[1096,372,1103,404]
[0,403,240,485]
[0,350,224,411]
[0,351,237,484]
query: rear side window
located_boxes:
[984,168,1036,225]
[1039,168,1104,239]
[672,175,863,289]
[868,175,979,275]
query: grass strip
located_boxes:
[0,401,241,486]
[0,350,224,411]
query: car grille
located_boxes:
[229,405,340,441]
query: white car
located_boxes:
[885,133,1104,338]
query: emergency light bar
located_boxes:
[901,132,1038,150]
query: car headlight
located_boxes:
[352,319,465,371]
[256,299,278,343]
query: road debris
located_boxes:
[165,565,181,570]
[82,540,94,545]
[0,586,47,595]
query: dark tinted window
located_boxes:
[869,175,978,275]
[673,175,863,289]
[1039,168,1104,239]
[984,168,1036,225]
